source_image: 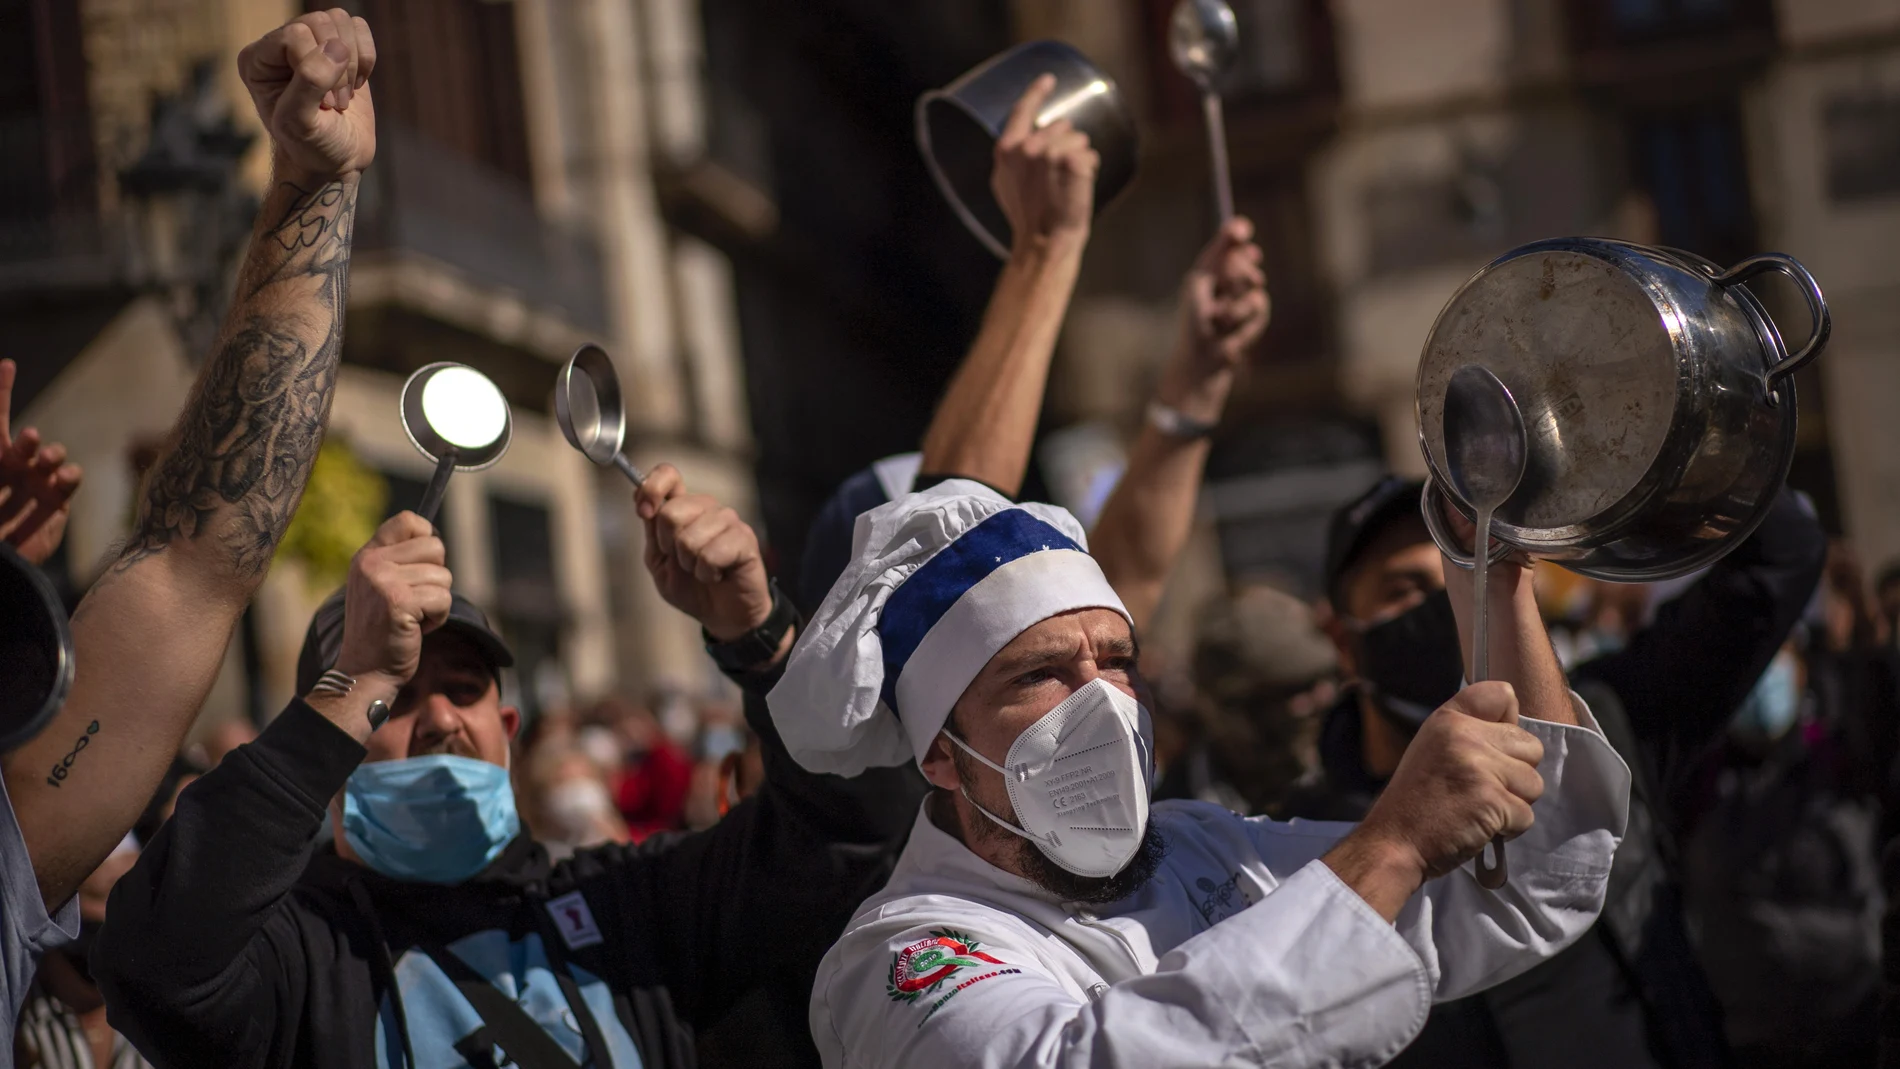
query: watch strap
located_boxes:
[1146,400,1218,440]
[703,581,798,672]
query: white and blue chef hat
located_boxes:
[768,479,1131,777]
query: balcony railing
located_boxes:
[355,121,608,334]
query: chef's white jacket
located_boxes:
[810,702,1630,1069]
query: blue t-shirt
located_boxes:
[0,770,82,1054]
[376,927,643,1068]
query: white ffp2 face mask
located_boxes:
[947,677,1155,878]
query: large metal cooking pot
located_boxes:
[917,40,1138,259]
[0,541,73,753]
[1416,238,1829,582]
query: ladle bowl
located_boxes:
[1168,0,1240,222]
[1168,0,1239,89]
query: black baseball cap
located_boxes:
[295,586,515,695]
[1323,476,1427,606]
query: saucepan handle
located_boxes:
[1713,253,1832,392]
[1420,476,1515,573]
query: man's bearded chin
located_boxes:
[953,746,1167,905]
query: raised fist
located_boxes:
[1355,681,1546,881]
[636,465,773,645]
[237,9,377,180]
[991,74,1099,254]
[330,512,452,692]
[1179,217,1270,373]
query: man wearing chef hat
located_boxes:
[771,483,1631,1068]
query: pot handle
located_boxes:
[1421,476,1516,572]
[1713,254,1832,397]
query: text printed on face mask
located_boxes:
[1042,764,1095,789]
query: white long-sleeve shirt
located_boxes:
[811,705,1630,1069]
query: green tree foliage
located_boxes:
[276,437,388,592]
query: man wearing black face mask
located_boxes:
[1280,476,1825,1069]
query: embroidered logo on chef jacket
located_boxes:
[885,929,1012,1004]
[885,929,1025,1027]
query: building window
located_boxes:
[1610,0,1731,32]
[307,0,532,186]
[1823,93,1900,205]
[490,493,562,717]
[1566,0,1771,52]
[0,0,96,250]
[1626,104,1753,264]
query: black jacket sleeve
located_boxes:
[554,660,925,1049]
[1573,488,1827,793]
[94,699,367,1068]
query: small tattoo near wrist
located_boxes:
[45,721,100,789]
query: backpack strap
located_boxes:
[418,940,583,1069]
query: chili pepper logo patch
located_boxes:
[886,929,1004,1004]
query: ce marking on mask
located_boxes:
[45,721,100,789]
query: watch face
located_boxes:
[365,700,391,730]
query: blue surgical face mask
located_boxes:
[342,754,520,884]
[1729,649,1802,751]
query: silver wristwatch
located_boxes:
[310,669,392,730]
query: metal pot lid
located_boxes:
[1418,246,1682,532]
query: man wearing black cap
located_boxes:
[1281,476,1826,1069]
[97,463,892,1068]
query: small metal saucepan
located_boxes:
[1417,238,1829,582]
[917,39,1138,259]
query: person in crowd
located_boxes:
[195,720,261,770]
[593,697,694,839]
[1280,477,1824,1068]
[14,843,149,1069]
[1874,559,1900,644]
[0,8,372,1047]
[1687,542,1898,1069]
[95,465,900,1067]
[518,739,630,858]
[1155,584,1338,814]
[771,480,1629,1069]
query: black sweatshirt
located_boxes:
[94,665,922,1069]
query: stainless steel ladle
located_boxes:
[398,362,514,525]
[555,343,645,487]
[1169,0,1239,222]
[1442,363,1529,891]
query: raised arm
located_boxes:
[5,10,377,909]
[1089,218,1267,629]
[918,75,1096,495]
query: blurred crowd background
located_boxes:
[10,0,1900,1061]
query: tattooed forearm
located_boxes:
[115,174,357,582]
